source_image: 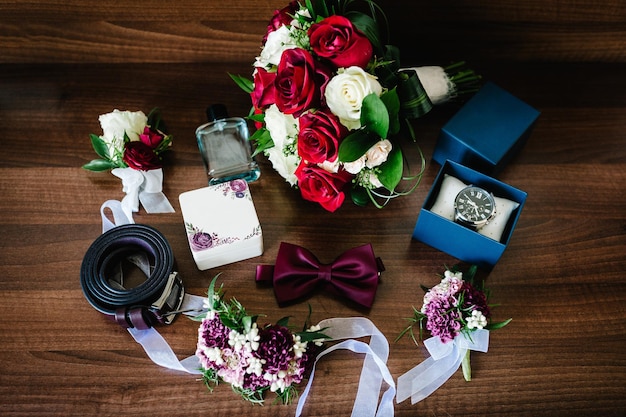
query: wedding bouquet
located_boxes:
[191,276,328,404]
[82,108,175,219]
[231,0,481,211]
[397,265,511,381]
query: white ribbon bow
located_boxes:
[111,167,174,221]
[396,329,489,404]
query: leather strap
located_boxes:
[80,224,185,329]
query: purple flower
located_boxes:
[255,324,294,373]
[190,231,214,252]
[198,315,231,350]
[229,179,248,194]
[460,282,491,319]
[424,296,463,343]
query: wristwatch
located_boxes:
[453,185,497,230]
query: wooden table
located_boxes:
[1,1,625,415]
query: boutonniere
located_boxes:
[190,276,329,405]
[396,265,511,403]
[83,108,174,219]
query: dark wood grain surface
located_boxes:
[1,0,625,416]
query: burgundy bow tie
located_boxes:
[255,242,384,308]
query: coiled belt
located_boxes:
[80,224,185,330]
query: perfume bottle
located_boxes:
[195,104,260,185]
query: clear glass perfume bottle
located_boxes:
[195,104,260,185]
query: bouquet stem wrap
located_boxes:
[396,329,489,404]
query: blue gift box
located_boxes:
[412,160,527,270]
[432,82,540,176]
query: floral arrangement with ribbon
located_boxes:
[83,108,175,220]
[396,265,511,404]
[191,276,329,405]
[230,0,481,211]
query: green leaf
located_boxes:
[276,316,291,327]
[296,331,330,343]
[487,318,512,330]
[350,185,370,207]
[82,159,115,172]
[228,73,254,94]
[344,11,383,56]
[376,145,403,191]
[397,69,433,119]
[89,134,110,159]
[361,93,389,138]
[337,129,378,162]
[249,128,274,157]
[380,88,400,136]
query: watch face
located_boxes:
[454,186,496,224]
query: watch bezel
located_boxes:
[453,185,497,229]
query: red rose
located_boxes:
[123,141,162,170]
[251,67,277,110]
[295,162,353,212]
[139,126,165,149]
[308,15,373,69]
[263,1,300,43]
[275,48,331,117]
[297,109,347,164]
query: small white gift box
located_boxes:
[179,180,263,270]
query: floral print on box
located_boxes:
[185,180,261,253]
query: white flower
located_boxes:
[292,335,308,358]
[228,330,247,351]
[245,356,266,376]
[466,310,488,330]
[343,155,366,174]
[254,25,298,68]
[264,371,288,393]
[202,346,224,366]
[325,66,383,130]
[245,323,261,351]
[318,159,340,173]
[365,139,392,168]
[264,104,300,185]
[98,109,147,160]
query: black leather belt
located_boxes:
[80,224,185,330]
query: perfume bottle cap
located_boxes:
[206,104,229,122]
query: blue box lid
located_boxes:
[432,82,540,176]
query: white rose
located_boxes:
[318,159,340,173]
[254,26,298,68]
[98,109,147,160]
[264,104,300,185]
[342,155,366,174]
[99,109,147,143]
[365,139,392,168]
[325,66,383,130]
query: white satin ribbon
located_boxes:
[127,293,207,375]
[296,317,396,417]
[396,329,489,404]
[111,167,174,221]
[97,205,206,374]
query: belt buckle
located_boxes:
[150,272,185,325]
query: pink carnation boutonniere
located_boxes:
[190,276,329,405]
[396,265,511,401]
[83,108,175,219]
